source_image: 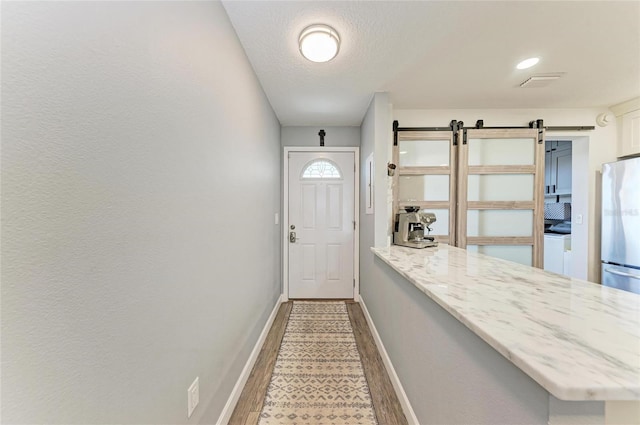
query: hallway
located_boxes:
[229,301,407,425]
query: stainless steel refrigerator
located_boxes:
[601,156,640,294]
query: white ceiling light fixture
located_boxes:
[299,24,340,63]
[516,57,540,70]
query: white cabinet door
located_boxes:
[544,141,572,196]
[620,109,640,158]
[553,148,572,194]
[543,234,571,275]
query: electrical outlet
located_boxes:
[187,377,199,418]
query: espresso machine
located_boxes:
[393,207,438,249]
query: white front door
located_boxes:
[288,151,355,299]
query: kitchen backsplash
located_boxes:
[544,202,571,220]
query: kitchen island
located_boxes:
[363,244,640,425]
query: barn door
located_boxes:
[393,131,456,245]
[456,129,544,267]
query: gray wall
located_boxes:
[359,93,392,307]
[1,2,281,423]
[282,126,360,147]
[359,98,377,304]
[364,257,550,424]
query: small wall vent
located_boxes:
[520,74,564,88]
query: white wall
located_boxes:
[1,2,281,423]
[281,126,360,147]
[394,109,617,282]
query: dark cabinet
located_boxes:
[545,141,572,196]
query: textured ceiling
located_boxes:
[222,1,640,126]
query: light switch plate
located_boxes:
[188,377,199,418]
[575,214,583,224]
[275,212,279,225]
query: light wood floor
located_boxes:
[228,301,407,425]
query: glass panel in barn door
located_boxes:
[467,174,534,201]
[398,175,450,202]
[467,210,534,237]
[467,245,534,267]
[468,138,535,165]
[398,139,449,167]
[423,208,450,239]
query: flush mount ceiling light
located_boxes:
[299,24,340,63]
[516,57,540,70]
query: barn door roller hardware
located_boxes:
[393,119,595,146]
[462,119,548,143]
[392,120,460,146]
[393,120,399,146]
[530,119,545,144]
[542,125,596,131]
[451,120,461,146]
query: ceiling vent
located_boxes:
[519,73,564,88]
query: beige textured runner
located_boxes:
[258,301,377,425]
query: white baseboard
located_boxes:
[359,297,419,425]
[216,294,284,425]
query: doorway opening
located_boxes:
[542,135,589,280]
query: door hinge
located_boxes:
[353,220,356,230]
[354,162,356,172]
[353,278,355,287]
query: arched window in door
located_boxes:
[301,159,342,179]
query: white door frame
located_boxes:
[283,146,360,301]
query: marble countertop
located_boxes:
[371,244,640,401]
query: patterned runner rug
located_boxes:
[258,301,378,425]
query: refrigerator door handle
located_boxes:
[605,268,640,280]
